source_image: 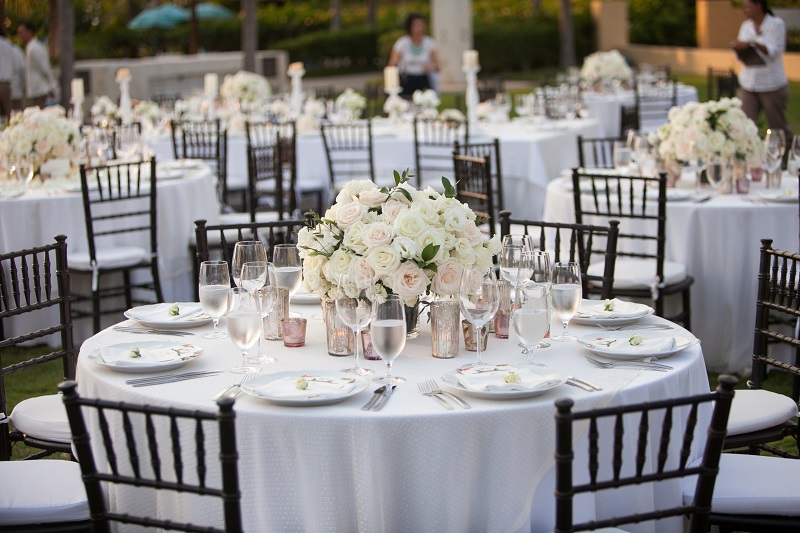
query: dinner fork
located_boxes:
[113,326,194,336]
[418,381,453,410]
[212,371,260,400]
[598,324,674,332]
[426,379,471,409]
[584,355,672,371]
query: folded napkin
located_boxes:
[100,344,191,367]
[258,375,357,399]
[128,303,203,322]
[456,365,563,392]
[588,336,676,355]
[579,298,648,319]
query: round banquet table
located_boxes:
[543,173,799,375]
[151,117,603,221]
[76,302,710,533]
[0,164,220,343]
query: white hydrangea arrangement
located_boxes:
[303,97,327,119]
[580,50,634,86]
[383,94,410,116]
[438,109,465,124]
[335,88,367,117]
[91,95,118,123]
[269,98,292,120]
[648,98,762,171]
[0,106,80,166]
[133,100,160,128]
[297,171,501,306]
[412,89,440,110]
[220,70,272,105]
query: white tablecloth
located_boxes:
[152,118,603,221]
[76,304,709,533]
[583,84,698,138]
[0,167,220,342]
[543,174,798,374]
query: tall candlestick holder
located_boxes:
[117,77,132,126]
[383,86,405,124]
[462,65,481,132]
[71,97,84,126]
[289,68,305,119]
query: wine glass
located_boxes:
[226,287,261,374]
[788,135,800,177]
[687,140,706,195]
[523,250,552,349]
[255,283,278,364]
[459,266,499,368]
[513,281,550,365]
[240,261,268,297]
[764,134,783,188]
[198,260,230,339]
[704,161,725,190]
[114,125,141,161]
[550,262,582,342]
[231,241,267,287]
[336,274,376,376]
[765,128,787,165]
[273,244,302,313]
[514,93,531,120]
[613,141,632,174]
[15,155,35,193]
[372,295,407,385]
[500,234,535,287]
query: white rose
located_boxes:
[349,256,375,289]
[416,228,446,262]
[393,209,426,239]
[474,246,493,269]
[390,262,429,305]
[411,199,441,226]
[460,223,485,246]
[302,255,326,292]
[362,223,395,247]
[382,199,409,222]
[443,205,470,233]
[485,235,501,256]
[367,244,401,278]
[336,180,376,204]
[452,238,476,267]
[341,221,367,254]
[335,200,367,229]
[323,249,353,284]
[358,187,388,208]
[392,237,419,260]
[431,259,463,297]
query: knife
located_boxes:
[566,376,603,391]
[361,386,386,411]
[373,385,396,411]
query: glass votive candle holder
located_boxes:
[264,287,289,340]
[323,299,353,356]
[281,317,307,347]
[750,166,764,182]
[462,319,489,352]
[361,328,380,360]
[494,309,511,339]
[431,300,460,359]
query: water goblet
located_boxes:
[240,261,268,297]
[459,266,499,368]
[114,125,141,161]
[231,241,267,287]
[514,93,531,119]
[15,156,35,193]
[523,250,552,349]
[198,260,230,339]
[273,243,302,313]
[613,140,632,174]
[513,281,550,364]
[550,262,582,342]
[788,134,800,177]
[226,287,262,374]
[500,234,535,287]
[372,295,407,385]
[336,273,376,376]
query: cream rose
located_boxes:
[362,223,395,247]
[323,249,353,284]
[460,223,485,247]
[341,221,367,254]
[367,244,401,278]
[392,237,419,260]
[335,200,367,229]
[431,259,463,296]
[391,262,429,304]
[382,199,409,222]
[393,209,426,239]
[349,256,375,289]
[335,179,376,203]
[443,205,470,233]
[358,187,389,208]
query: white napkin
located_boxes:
[99,344,187,367]
[128,303,203,322]
[258,376,357,399]
[456,365,562,392]
[590,336,676,355]
[579,298,648,319]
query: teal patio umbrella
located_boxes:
[195,2,236,21]
[128,4,190,30]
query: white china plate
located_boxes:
[638,189,693,202]
[577,331,695,360]
[242,371,369,406]
[756,190,798,203]
[440,367,567,400]
[88,341,203,373]
[291,288,321,305]
[572,299,654,326]
[159,159,205,171]
[154,169,184,180]
[124,302,211,329]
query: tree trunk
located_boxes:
[189,0,198,55]
[331,0,341,31]
[59,0,74,109]
[242,0,257,72]
[367,0,377,28]
[49,0,59,61]
[532,0,541,16]
[558,0,576,68]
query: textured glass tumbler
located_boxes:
[494,279,512,339]
[462,319,489,352]
[281,317,307,347]
[431,301,460,359]
[264,287,289,340]
[323,299,354,356]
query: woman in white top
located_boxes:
[731,0,793,140]
[388,13,440,97]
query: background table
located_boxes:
[543,174,799,374]
[77,305,709,533]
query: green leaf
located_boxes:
[425,263,438,274]
[421,243,440,262]
[442,177,457,198]
[395,187,413,202]
[393,170,402,186]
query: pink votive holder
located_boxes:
[281,317,307,347]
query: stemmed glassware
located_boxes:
[500,234,535,288]
[114,125,141,161]
[550,262,582,342]
[459,266,499,368]
[513,281,550,364]
[273,244,302,314]
[687,140,706,195]
[613,140,632,174]
[226,287,262,374]
[254,284,278,364]
[240,261,268,297]
[336,274,376,376]
[522,250,552,349]
[231,241,267,287]
[15,155,35,194]
[241,261,276,363]
[371,295,407,385]
[764,129,786,188]
[788,134,800,177]
[514,93,532,120]
[198,260,230,339]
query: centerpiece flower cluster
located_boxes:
[580,50,633,87]
[412,89,440,114]
[649,97,762,171]
[335,88,367,117]
[220,70,272,106]
[297,171,500,306]
[0,106,80,166]
[90,95,118,124]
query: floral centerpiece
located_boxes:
[132,100,160,129]
[0,106,80,170]
[335,88,367,118]
[580,50,633,87]
[648,97,762,173]
[91,95,118,125]
[220,70,272,107]
[412,89,440,118]
[383,94,410,119]
[297,171,500,307]
[438,109,465,124]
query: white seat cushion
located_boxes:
[68,246,148,271]
[9,393,72,444]
[587,258,687,289]
[683,454,800,516]
[726,389,799,435]
[0,461,89,525]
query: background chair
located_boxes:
[572,169,694,329]
[576,135,621,169]
[477,77,505,102]
[554,375,737,532]
[453,154,496,236]
[634,80,678,133]
[498,211,619,300]
[454,138,503,213]
[414,116,469,190]
[619,104,640,138]
[707,67,738,101]
[70,159,163,334]
[320,120,374,194]
[723,239,799,458]
[247,139,295,221]
[60,381,242,533]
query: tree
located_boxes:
[242,0,256,71]
[59,0,74,109]
[331,0,340,31]
[558,0,575,67]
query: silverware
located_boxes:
[585,355,672,371]
[113,326,194,336]
[125,370,223,387]
[694,195,712,203]
[566,376,602,391]
[373,385,396,411]
[361,386,386,411]
[599,324,674,332]
[426,379,470,409]
[418,381,453,410]
[212,370,260,400]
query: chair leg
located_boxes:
[151,261,164,303]
[654,295,664,318]
[190,244,199,300]
[92,284,101,334]
[682,287,692,331]
[123,270,133,310]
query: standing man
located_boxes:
[0,28,14,116]
[17,21,56,108]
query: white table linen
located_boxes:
[543,174,798,374]
[76,305,709,533]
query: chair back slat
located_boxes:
[635,410,649,477]
[657,406,672,474]
[612,413,623,481]
[246,121,298,220]
[122,411,141,479]
[577,135,621,169]
[320,120,375,189]
[679,403,699,470]
[171,120,228,205]
[145,413,161,481]
[196,420,207,488]
[454,153,495,236]
[414,117,469,188]
[97,407,119,476]
[171,416,184,485]
[454,138,503,212]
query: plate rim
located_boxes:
[577,331,694,359]
[90,340,203,373]
[440,366,567,400]
[572,299,654,326]
[124,302,211,329]
[241,370,369,406]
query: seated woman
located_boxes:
[388,13,440,97]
